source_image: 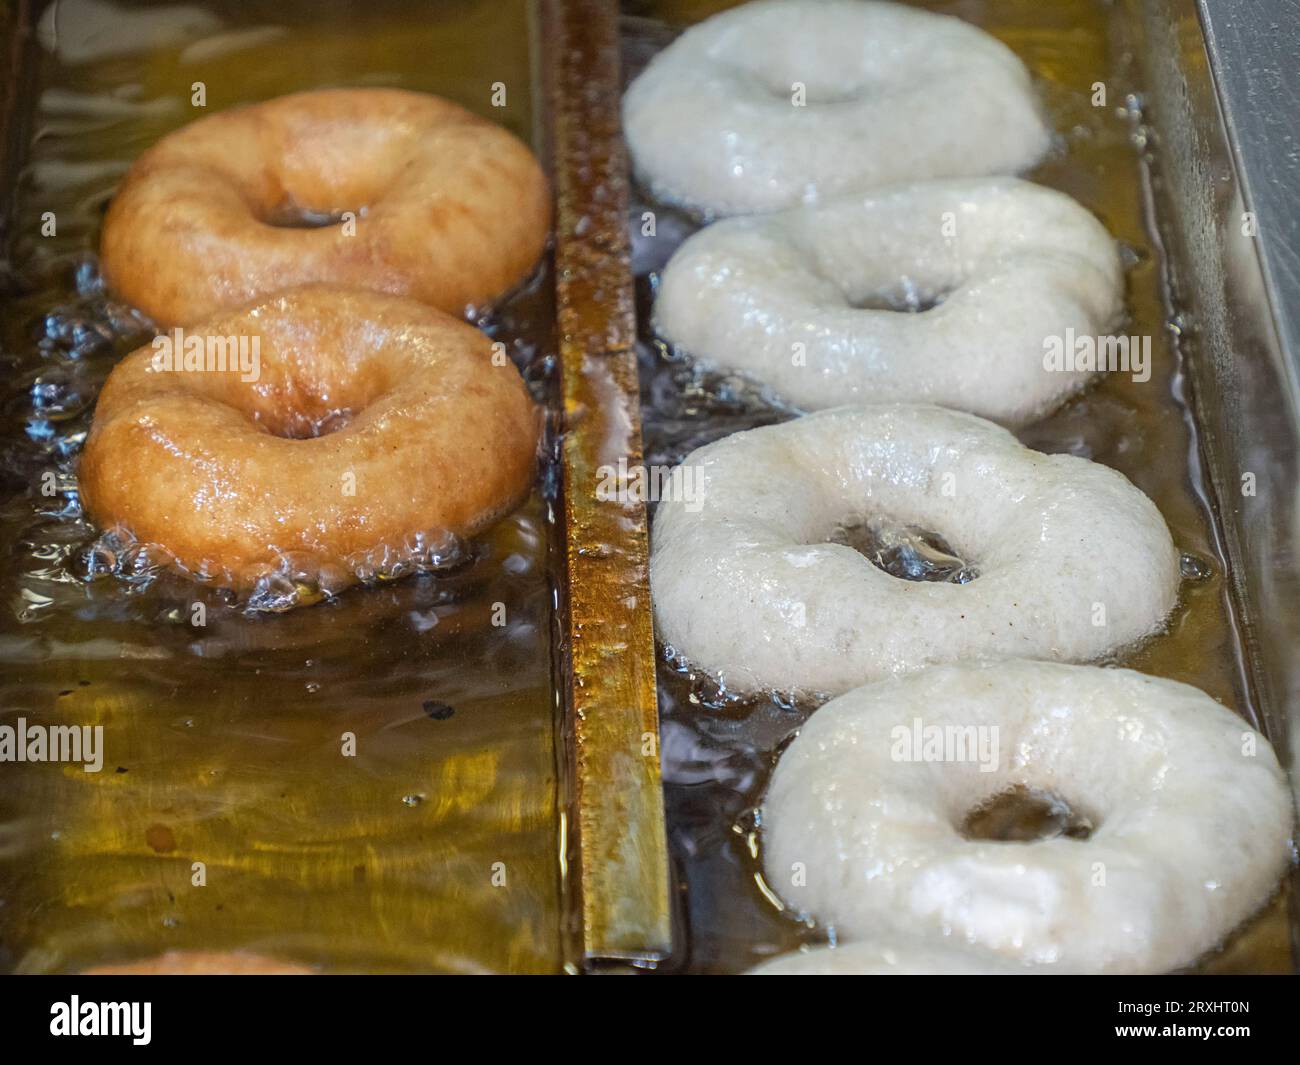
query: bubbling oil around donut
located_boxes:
[79,521,477,613]
[53,244,554,613]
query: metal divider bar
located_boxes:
[542,0,674,966]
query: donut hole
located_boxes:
[209,341,395,441]
[843,279,949,314]
[722,30,922,106]
[256,407,357,440]
[742,69,875,106]
[261,200,354,230]
[781,213,972,315]
[961,785,1095,843]
[830,519,977,584]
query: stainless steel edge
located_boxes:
[542,0,675,967]
[1126,0,1300,962]
[1196,0,1300,385]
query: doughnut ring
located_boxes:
[748,937,1032,976]
[654,179,1123,425]
[623,0,1050,216]
[760,660,1294,973]
[650,405,1180,696]
[79,285,539,591]
[101,88,550,325]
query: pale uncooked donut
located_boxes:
[651,405,1180,696]
[748,937,1032,975]
[761,661,1294,973]
[623,0,1051,215]
[655,179,1123,425]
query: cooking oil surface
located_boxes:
[0,0,564,973]
[623,0,1293,973]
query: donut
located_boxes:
[623,0,1050,216]
[651,405,1179,696]
[654,179,1123,425]
[100,88,550,325]
[79,285,539,592]
[748,938,1033,975]
[84,950,314,975]
[761,661,1294,973]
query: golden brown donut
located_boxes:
[79,284,540,591]
[100,88,550,325]
[84,950,314,975]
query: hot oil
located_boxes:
[622,0,1293,973]
[0,0,565,973]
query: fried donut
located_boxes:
[84,950,314,975]
[748,938,1032,975]
[761,661,1294,973]
[100,88,550,325]
[623,0,1050,216]
[79,285,539,591]
[651,405,1179,695]
[655,179,1123,425]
